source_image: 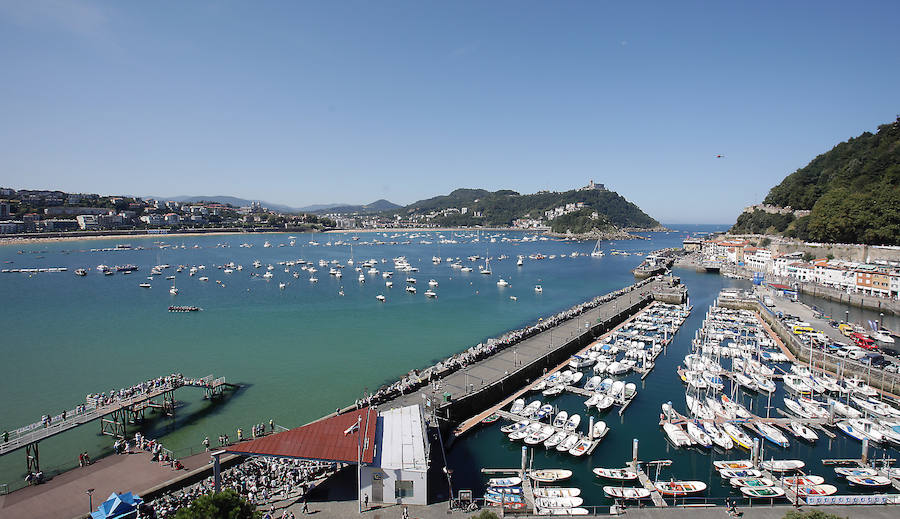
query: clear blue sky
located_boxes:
[1,1,898,223]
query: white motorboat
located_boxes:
[583,376,602,392]
[563,414,581,433]
[760,459,805,472]
[552,411,569,429]
[686,421,713,448]
[543,431,567,449]
[376,294,386,302]
[568,437,593,457]
[663,422,692,447]
[593,468,637,480]
[591,420,609,439]
[754,422,790,448]
[722,423,754,450]
[603,487,650,500]
[786,421,819,442]
[556,434,580,452]
[595,396,614,411]
[528,469,573,483]
[510,399,525,415]
[702,422,734,450]
[497,278,509,287]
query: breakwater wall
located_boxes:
[438,295,653,426]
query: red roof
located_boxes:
[226,408,377,464]
[769,283,792,290]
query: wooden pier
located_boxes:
[629,460,667,507]
[0,374,235,473]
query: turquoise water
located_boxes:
[4,227,893,505]
[0,229,684,487]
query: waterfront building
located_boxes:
[76,214,100,230]
[228,404,429,507]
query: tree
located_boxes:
[174,490,260,519]
[782,510,847,519]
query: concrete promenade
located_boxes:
[380,279,662,415]
[0,449,212,519]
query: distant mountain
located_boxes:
[730,117,900,244]
[395,187,660,232]
[315,199,401,214]
[296,203,350,212]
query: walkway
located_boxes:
[381,280,662,414]
[0,449,212,519]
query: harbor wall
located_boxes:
[438,295,653,427]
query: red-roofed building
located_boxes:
[226,404,430,506]
[228,407,377,464]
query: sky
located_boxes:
[1,1,898,224]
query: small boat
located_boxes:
[722,423,753,450]
[595,395,614,411]
[740,486,785,499]
[534,496,583,509]
[662,422,692,447]
[487,477,522,487]
[556,434,579,452]
[786,421,818,442]
[754,422,790,448]
[846,475,892,487]
[534,285,543,293]
[528,469,573,483]
[552,411,568,429]
[654,481,707,496]
[563,414,581,433]
[591,420,609,440]
[796,484,837,497]
[713,460,754,470]
[783,475,825,486]
[543,431,567,449]
[75,268,87,276]
[834,467,878,478]
[405,285,416,294]
[139,283,151,288]
[533,488,580,498]
[481,414,500,424]
[376,294,386,302]
[542,385,564,397]
[760,460,805,473]
[424,290,437,298]
[501,420,530,434]
[603,487,650,500]
[719,469,763,479]
[568,437,593,456]
[686,421,712,448]
[592,468,637,480]
[510,399,525,415]
[729,477,774,488]
[497,278,509,287]
[278,282,286,290]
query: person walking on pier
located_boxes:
[269,419,275,433]
[237,428,243,442]
[203,436,210,451]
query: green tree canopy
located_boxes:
[173,490,261,519]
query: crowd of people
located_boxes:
[86,373,210,408]
[144,456,336,518]
[6,373,215,443]
[355,277,658,409]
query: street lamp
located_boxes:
[86,489,95,513]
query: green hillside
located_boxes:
[399,187,660,231]
[732,117,900,244]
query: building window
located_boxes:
[395,480,414,499]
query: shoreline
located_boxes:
[1,226,671,246]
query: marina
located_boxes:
[3,229,900,516]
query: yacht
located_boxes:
[497,278,509,287]
[424,290,437,298]
[406,285,417,294]
[376,294,386,302]
[591,238,604,257]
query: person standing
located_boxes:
[203,437,210,451]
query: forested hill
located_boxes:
[731,117,900,245]
[397,187,661,231]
